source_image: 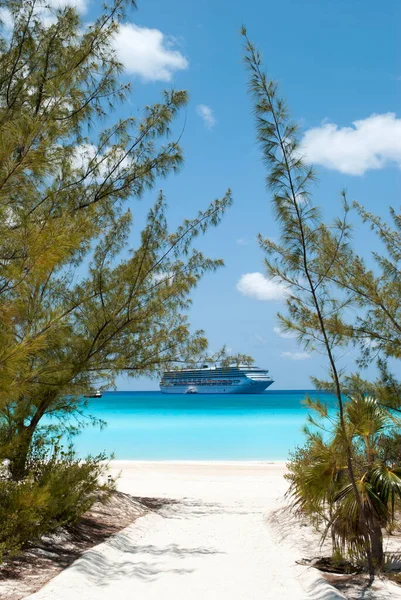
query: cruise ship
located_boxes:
[159,364,274,394]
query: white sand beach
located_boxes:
[25,461,401,600]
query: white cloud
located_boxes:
[280,351,311,360]
[152,272,175,286]
[0,8,13,30]
[113,23,188,82]
[294,192,308,205]
[0,0,90,30]
[236,238,248,246]
[273,326,297,339]
[72,143,98,171]
[47,0,89,13]
[71,143,133,181]
[196,104,216,129]
[236,272,288,301]
[301,113,401,175]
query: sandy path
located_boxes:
[25,462,400,600]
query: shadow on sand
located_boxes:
[74,540,224,585]
[72,497,231,585]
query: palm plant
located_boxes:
[286,396,401,569]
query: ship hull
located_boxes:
[160,380,273,395]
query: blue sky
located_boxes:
[6,0,399,389]
[110,0,400,390]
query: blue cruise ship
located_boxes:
[159,364,274,394]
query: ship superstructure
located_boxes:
[159,364,274,394]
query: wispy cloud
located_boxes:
[280,351,310,360]
[252,333,268,347]
[114,24,188,82]
[196,104,216,129]
[236,238,248,246]
[300,113,401,175]
[273,326,297,339]
[236,272,288,301]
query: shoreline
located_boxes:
[108,459,288,465]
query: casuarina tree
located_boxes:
[0,0,232,479]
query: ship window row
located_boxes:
[163,373,244,379]
[164,370,268,378]
[162,380,241,386]
[162,379,241,384]
[164,369,246,375]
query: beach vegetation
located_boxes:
[286,395,401,568]
[0,0,231,559]
[0,0,231,482]
[0,443,111,561]
[242,29,401,580]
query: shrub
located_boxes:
[0,444,113,562]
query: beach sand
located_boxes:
[25,461,401,600]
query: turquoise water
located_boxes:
[69,390,336,460]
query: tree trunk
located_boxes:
[370,519,384,570]
[8,425,35,481]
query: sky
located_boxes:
[3,0,400,390]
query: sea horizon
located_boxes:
[67,389,336,461]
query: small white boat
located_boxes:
[185,386,197,394]
[84,389,102,398]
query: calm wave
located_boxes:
[69,390,336,460]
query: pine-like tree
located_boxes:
[0,1,232,479]
[241,29,383,578]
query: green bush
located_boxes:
[0,444,113,562]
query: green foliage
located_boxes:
[179,345,255,369]
[286,397,401,565]
[242,29,353,371]
[0,0,232,478]
[241,29,392,576]
[209,347,255,368]
[0,443,112,561]
[327,203,401,367]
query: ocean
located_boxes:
[69,390,336,461]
